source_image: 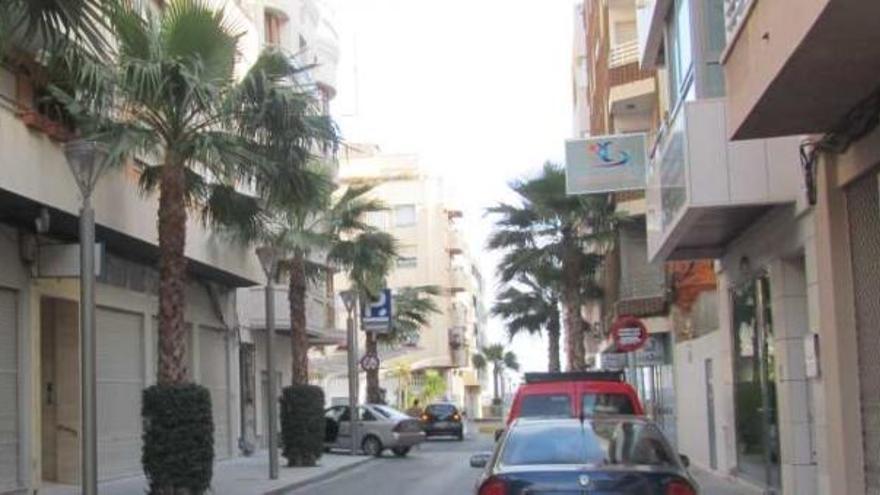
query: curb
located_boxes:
[264,456,374,495]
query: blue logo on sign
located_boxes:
[589,141,630,167]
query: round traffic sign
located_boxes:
[360,353,380,371]
[611,315,648,353]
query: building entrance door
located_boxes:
[40,297,80,485]
[731,276,781,489]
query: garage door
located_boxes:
[200,327,231,459]
[96,308,144,479]
[0,289,19,491]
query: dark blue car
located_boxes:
[470,417,698,495]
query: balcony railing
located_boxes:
[609,39,640,68]
[724,0,753,41]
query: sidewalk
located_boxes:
[42,451,372,495]
[691,467,766,495]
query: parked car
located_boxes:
[420,402,465,440]
[471,416,698,495]
[506,371,644,426]
[324,404,425,457]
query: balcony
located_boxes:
[722,0,880,139]
[447,228,464,256]
[449,267,468,293]
[646,98,802,262]
[609,39,639,68]
[238,285,342,345]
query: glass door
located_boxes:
[732,276,780,488]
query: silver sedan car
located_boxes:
[324,404,425,457]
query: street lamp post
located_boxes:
[63,139,110,495]
[340,290,359,455]
[256,246,282,479]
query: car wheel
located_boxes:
[362,435,383,457]
[391,447,410,457]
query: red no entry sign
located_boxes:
[611,315,648,353]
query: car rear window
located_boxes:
[426,404,457,415]
[582,393,635,415]
[518,394,571,418]
[501,420,677,467]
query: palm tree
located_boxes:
[0,0,115,56]
[492,272,562,372]
[472,344,519,404]
[487,162,617,371]
[52,1,338,385]
[266,181,387,386]
[388,285,441,347]
[328,229,397,404]
[420,370,447,403]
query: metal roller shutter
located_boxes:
[846,171,880,493]
[0,289,19,491]
[96,308,144,479]
[199,327,231,459]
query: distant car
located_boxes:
[506,371,644,426]
[470,416,698,495]
[324,404,425,457]
[420,403,465,440]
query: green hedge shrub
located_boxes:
[142,384,214,494]
[280,385,325,467]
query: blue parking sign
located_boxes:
[361,289,392,333]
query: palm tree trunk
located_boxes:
[288,252,309,386]
[492,365,500,401]
[547,312,562,373]
[365,332,382,403]
[157,159,188,385]
[562,242,586,372]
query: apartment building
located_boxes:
[332,146,485,416]
[0,0,339,491]
[720,1,880,493]
[632,0,826,493]
[570,0,676,435]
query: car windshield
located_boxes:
[582,393,635,415]
[518,394,571,417]
[372,405,409,420]
[500,420,678,467]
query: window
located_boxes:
[500,420,678,467]
[264,11,284,46]
[394,205,416,227]
[397,256,417,268]
[582,393,636,415]
[365,210,388,229]
[359,407,378,421]
[667,0,693,108]
[397,246,417,268]
[518,394,572,418]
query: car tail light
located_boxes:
[452,413,461,422]
[478,477,507,495]
[665,480,697,495]
[420,413,429,421]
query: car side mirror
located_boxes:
[470,452,491,468]
[494,428,504,442]
[679,454,690,468]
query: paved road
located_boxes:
[285,430,493,495]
